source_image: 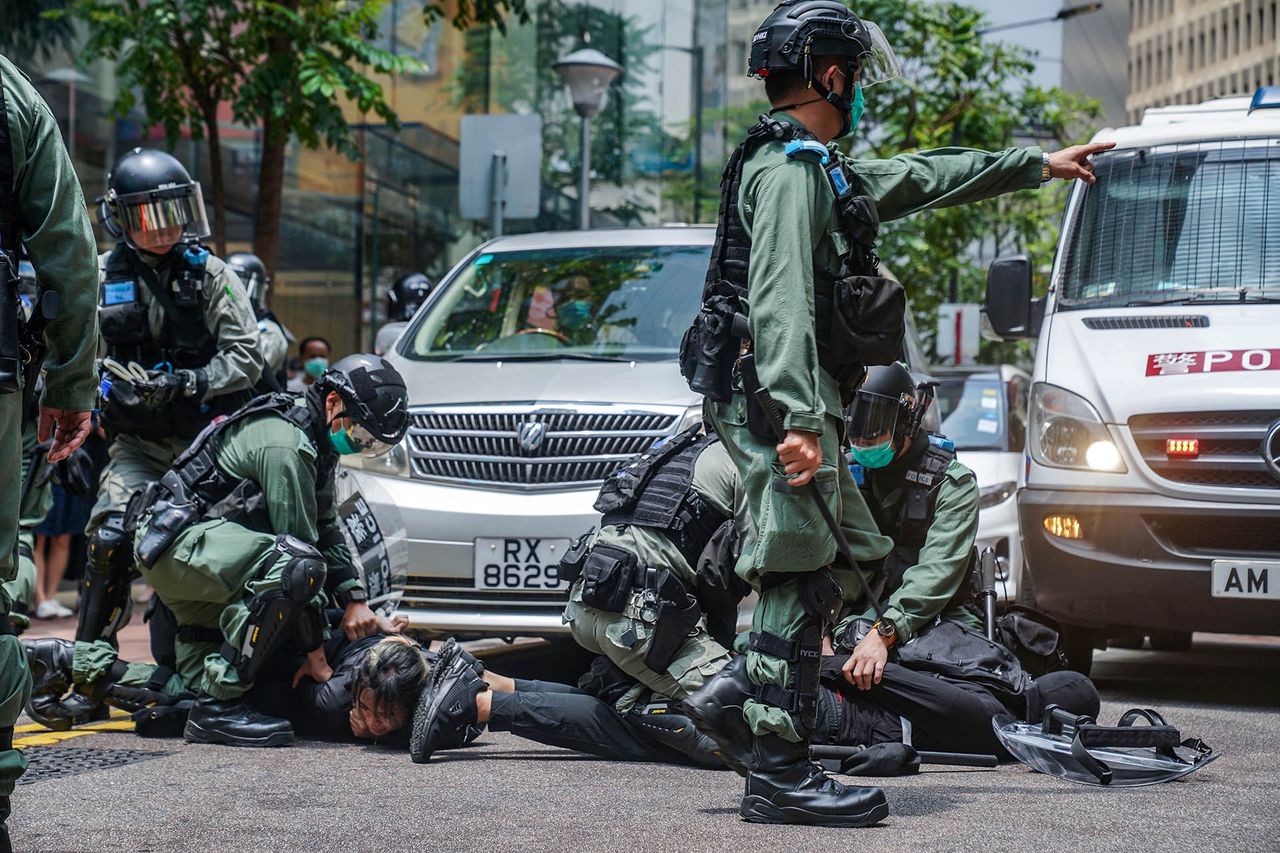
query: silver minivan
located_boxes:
[343,227,711,638]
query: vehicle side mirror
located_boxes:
[984,255,1039,340]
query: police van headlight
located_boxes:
[978,481,1017,509]
[1029,383,1126,473]
[340,437,411,478]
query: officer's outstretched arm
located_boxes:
[200,264,264,399]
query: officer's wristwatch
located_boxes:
[180,370,199,397]
[873,618,897,648]
[340,587,369,607]
[1040,151,1052,183]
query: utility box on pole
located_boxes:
[936,302,982,366]
[459,114,543,236]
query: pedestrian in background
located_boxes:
[288,335,331,393]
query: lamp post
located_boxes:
[42,68,91,165]
[553,48,623,229]
[977,2,1103,35]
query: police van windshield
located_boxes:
[1059,139,1280,309]
[402,245,709,362]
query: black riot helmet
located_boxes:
[387,272,434,322]
[97,148,210,253]
[847,362,933,445]
[314,353,410,456]
[227,252,270,312]
[749,1,902,137]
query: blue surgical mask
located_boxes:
[304,357,329,378]
[851,438,895,469]
[558,300,592,332]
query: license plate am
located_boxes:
[1211,560,1280,600]
[474,537,572,591]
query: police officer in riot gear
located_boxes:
[75,148,263,666]
[679,0,1112,827]
[0,52,100,843]
[386,272,433,323]
[228,251,291,387]
[100,354,408,747]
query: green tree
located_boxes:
[0,0,77,68]
[68,0,422,268]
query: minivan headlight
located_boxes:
[978,481,1017,509]
[339,437,411,478]
[677,403,704,433]
[1029,383,1126,473]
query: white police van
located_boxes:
[985,87,1280,672]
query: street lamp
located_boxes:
[553,48,623,229]
[978,3,1103,35]
[42,67,92,165]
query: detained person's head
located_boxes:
[349,635,431,739]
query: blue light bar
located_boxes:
[1248,87,1280,113]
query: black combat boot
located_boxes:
[1,793,11,853]
[740,733,889,827]
[681,656,754,776]
[22,638,105,731]
[409,639,487,763]
[183,694,294,748]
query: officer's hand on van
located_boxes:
[1046,142,1116,184]
[38,408,92,463]
[292,646,334,688]
[341,600,380,640]
[842,631,889,691]
[778,429,822,487]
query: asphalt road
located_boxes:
[9,634,1278,853]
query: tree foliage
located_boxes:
[0,0,77,67]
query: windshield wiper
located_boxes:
[1124,286,1280,307]
[452,352,630,363]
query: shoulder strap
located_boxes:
[172,392,304,478]
[0,74,18,256]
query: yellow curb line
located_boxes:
[14,719,137,748]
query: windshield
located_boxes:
[937,376,1007,451]
[401,245,709,361]
[1059,139,1280,309]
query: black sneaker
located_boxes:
[183,696,294,748]
[409,640,487,763]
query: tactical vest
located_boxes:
[99,242,250,440]
[859,433,974,602]
[680,115,906,402]
[594,425,729,569]
[166,392,329,527]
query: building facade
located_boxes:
[1127,0,1280,123]
[1061,0,1131,129]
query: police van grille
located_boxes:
[407,407,680,488]
[1129,410,1280,490]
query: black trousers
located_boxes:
[488,680,703,766]
[816,658,1011,757]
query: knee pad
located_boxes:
[274,535,326,603]
[77,514,137,642]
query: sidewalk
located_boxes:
[22,600,154,663]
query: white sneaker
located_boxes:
[35,599,74,619]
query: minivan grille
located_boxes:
[407,405,681,488]
[1129,410,1280,489]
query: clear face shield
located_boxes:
[847,390,907,445]
[113,183,211,252]
[850,20,903,87]
[340,420,398,459]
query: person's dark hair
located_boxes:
[352,638,431,726]
[764,55,845,106]
[299,336,331,356]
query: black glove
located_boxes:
[135,369,207,405]
[33,441,95,497]
[838,742,921,777]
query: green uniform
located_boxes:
[3,413,54,630]
[257,316,289,378]
[121,403,359,700]
[564,440,743,711]
[710,113,1043,741]
[0,54,101,800]
[840,455,982,645]
[89,250,261,529]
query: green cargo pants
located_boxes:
[708,392,891,742]
[0,392,30,796]
[72,640,190,698]
[136,517,324,701]
[564,525,732,713]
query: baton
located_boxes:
[979,547,998,641]
[810,743,999,769]
[746,370,886,622]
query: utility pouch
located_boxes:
[556,530,594,585]
[579,543,639,613]
[643,592,702,672]
[135,472,200,569]
[817,272,906,372]
[679,288,741,402]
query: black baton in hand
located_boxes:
[743,360,887,623]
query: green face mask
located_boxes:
[305,357,329,379]
[851,438,895,469]
[328,421,360,455]
[848,83,865,135]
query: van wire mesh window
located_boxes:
[1059,139,1280,309]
